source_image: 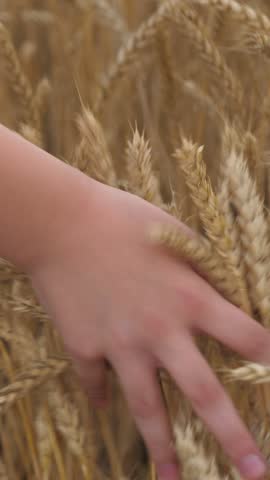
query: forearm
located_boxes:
[0,124,94,272]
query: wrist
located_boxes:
[22,166,102,275]
[0,124,102,274]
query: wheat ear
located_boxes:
[77,0,127,36]
[92,1,169,114]
[0,22,38,128]
[174,423,225,480]
[217,129,249,297]
[190,0,270,57]
[125,128,163,206]
[0,357,68,415]
[149,224,247,309]
[224,148,270,324]
[75,107,117,187]
[165,2,243,112]
[19,124,42,148]
[174,138,252,314]
[92,0,204,115]
[48,387,92,480]
[223,363,270,384]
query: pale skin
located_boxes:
[0,125,269,480]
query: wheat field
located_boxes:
[0,0,270,478]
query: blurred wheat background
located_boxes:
[1,0,270,478]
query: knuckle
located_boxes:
[64,339,95,364]
[178,284,208,320]
[107,329,133,354]
[188,378,223,413]
[131,394,158,420]
[142,312,172,343]
[243,328,270,361]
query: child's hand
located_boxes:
[30,179,269,480]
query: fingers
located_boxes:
[112,351,180,480]
[192,281,270,364]
[160,334,267,480]
[73,358,109,408]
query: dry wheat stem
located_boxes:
[157,28,175,114]
[35,406,52,479]
[178,78,222,122]
[0,460,8,480]
[34,77,51,122]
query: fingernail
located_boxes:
[157,463,179,480]
[238,454,266,479]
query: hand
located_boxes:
[29,178,269,480]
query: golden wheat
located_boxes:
[0,0,270,479]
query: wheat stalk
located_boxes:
[0,461,8,480]
[21,10,56,25]
[34,77,51,132]
[35,406,52,480]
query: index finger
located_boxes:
[195,283,270,365]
